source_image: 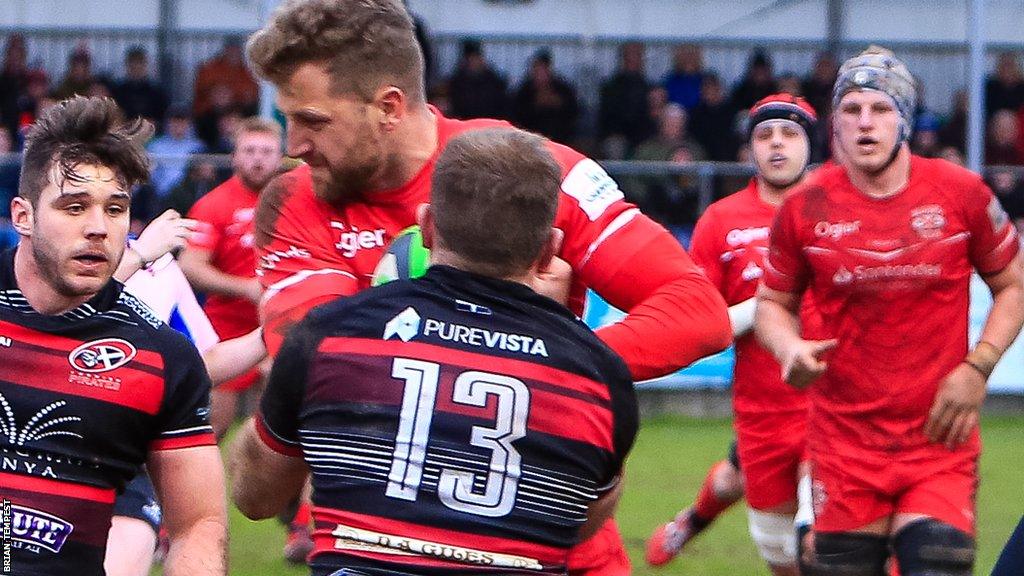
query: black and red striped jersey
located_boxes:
[257,265,638,576]
[0,248,215,576]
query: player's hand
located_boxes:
[925,363,986,449]
[134,209,197,263]
[780,339,837,389]
[532,256,572,305]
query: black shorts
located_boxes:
[112,471,162,533]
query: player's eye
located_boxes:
[106,204,127,216]
[66,204,85,215]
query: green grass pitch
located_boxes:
[209,415,1022,575]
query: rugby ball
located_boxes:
[371,225,431,286]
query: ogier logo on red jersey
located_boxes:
[68,338,137,373]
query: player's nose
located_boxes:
[857,107,874,129]
[285,125,312,159]
[82,206,109,239]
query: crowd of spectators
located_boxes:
[3,31,1024,240]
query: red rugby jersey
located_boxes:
[763,156,1019,451]
[689,180,813,415]
[186,175,260,335]
[254,108,729,380]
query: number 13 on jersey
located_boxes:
[386,357,530,518]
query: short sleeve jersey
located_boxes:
[186,175,260,333]
[762,157,1019,451]
[256,266,638,575]
[689,180,815,415]
[0,249,215,576]
[254,107,664,355]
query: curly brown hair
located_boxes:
[19,96,152,206]
[246,0,424,103]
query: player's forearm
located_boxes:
[754,293,803,365]
[183,263,255,300]
[164,516,228,576]
[596,274,731,381]
[980,281,1024,356]
[204,328,267,386]
[229,420,304,519]
[728,297,758,338]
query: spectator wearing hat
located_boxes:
[599,42,653,157]
[730,48,778,112]
[447,39,509,121]
[147,105,207,197]
[512,49,580,144]
[113,46,169,127]
[911,111,943,158]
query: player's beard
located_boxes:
[313,159,380,206]
[239,164,275,192]
[312,122,388,206]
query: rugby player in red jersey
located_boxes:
[231,127,639,576]
[180,117,283,438]
[0,96,226,576]
[757,46,1024,576]
[647,94,820,575]
[244,1,731,573]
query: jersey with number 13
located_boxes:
[255,265,638,575]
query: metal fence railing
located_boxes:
[3,27,1024,117]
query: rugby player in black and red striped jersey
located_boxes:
[0,96,226,576]
[230,128,639,576]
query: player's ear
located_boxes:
[10,196,33,237]
[415,203,435,249]
[376,86,406,132]
[535,227,563,271]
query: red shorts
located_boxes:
[566,519,630,576]
[811,438,979,535]
[735,410,808,510]
[208,313,260,392]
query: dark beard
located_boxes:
[314,162,379,207]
